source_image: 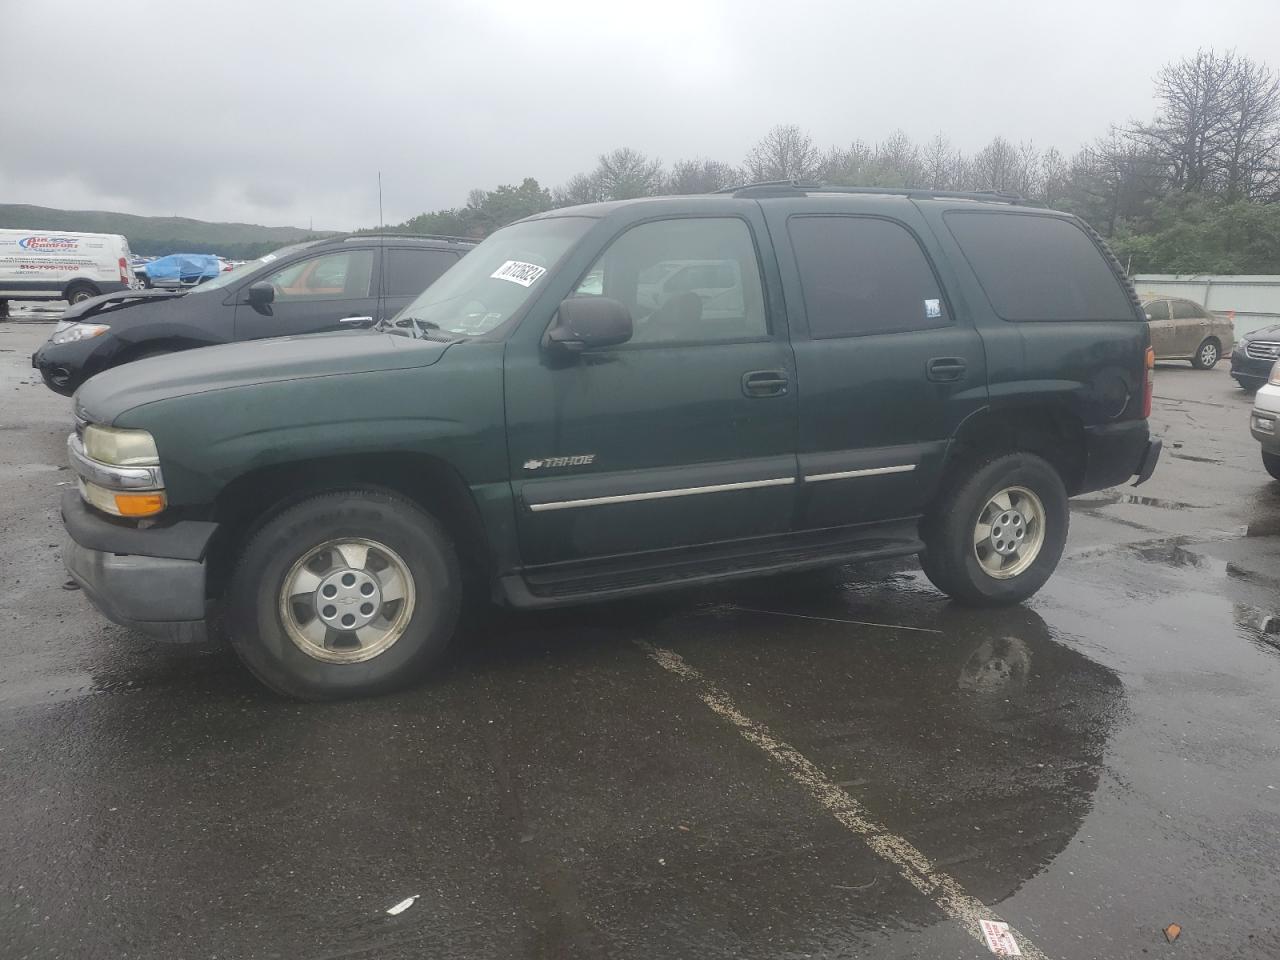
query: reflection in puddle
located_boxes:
[1075,492,1197,511]
[957,637,1032,695]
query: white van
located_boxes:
[0,229,136,309]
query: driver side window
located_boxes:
[573,218,768,344]
[264,250,374,302]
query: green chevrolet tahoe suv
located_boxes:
[61,184,1162,699]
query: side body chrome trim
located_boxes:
[527,476,794,512]
[67,433,165,491]
[804,464,916,483]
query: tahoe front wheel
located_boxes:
[920,452,1068,607]
[226,491,461,700]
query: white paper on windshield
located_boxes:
[490,260,546,287]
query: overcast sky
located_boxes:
[3,0,1279,230]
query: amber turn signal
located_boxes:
[114,492,167,517]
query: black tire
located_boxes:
[64,282,100,305]
[1264,451,1280,481]
[1191,338,1220,370]
[920,452,1069,607]
[1235,378,1258,394]
[226,491,461,700]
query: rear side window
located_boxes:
[945,212,1135,322]
[383,248,459,298]
[787,216,948,339]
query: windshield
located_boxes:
[391,217,592,337]
[185,241,318,294]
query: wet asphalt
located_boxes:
[2,319,1279,960]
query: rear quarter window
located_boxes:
[944,211,1136,322]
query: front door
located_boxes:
[234,248,378,340]
[764,207,989,528]
[1169,298,1208,356]
[504,214,799,567]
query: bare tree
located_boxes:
[593,148,665,200]
[552,172,606,207]
[744,124,821,182]
[1220,56,1280,199]
[1138,49,1240,192]
[820,140,873,184]
[873,130,923,186]
[667,158,740,194]
[921,134,960,190]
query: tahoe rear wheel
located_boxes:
[226,491,461,700]
[920,452,1068,606]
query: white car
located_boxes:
[1250,361,1280,480]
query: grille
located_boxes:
[1246,340,1280,361]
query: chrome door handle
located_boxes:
[339,316,374,325]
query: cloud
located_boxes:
[2,0,1279,229]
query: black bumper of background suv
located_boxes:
[1231,345,1274,388]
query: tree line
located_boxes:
[384,49,1280,275]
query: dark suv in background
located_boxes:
[31,233,474,394]
[61,184,1160,699]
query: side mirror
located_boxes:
[544,297,632,354]
[247,282,275,307]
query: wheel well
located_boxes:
[205,454,493,599]
[943,406,1087,495]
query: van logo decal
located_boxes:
[524,455,595,470]
[18,236,79,250]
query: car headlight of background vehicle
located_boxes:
[82,425,160,466]
[49,322,110,345]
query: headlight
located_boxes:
[1270,361,1280,386]
[82,425,159,466]
[50,322,110,345]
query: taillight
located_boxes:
[118,257,129,283]
[1143,346,1155,418]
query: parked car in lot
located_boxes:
[1231,323,1280,391]
[140,252,222,289]
[60,185,1160,699]
[1141,296,1234,369]
[31,233,474,394]
[1249,362,1280,479]
[0,229,135,312]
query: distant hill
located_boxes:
[0,204,339,259]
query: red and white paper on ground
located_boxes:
[980,920,1021,956]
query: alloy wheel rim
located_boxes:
[1201,343,1218,365]
[278,538,416,663]
[972,485,1046,580]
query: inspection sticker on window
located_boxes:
[925,298,942,319]
[491,260,547,287]
[979,920,1021,956]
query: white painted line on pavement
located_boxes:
[637,641,1051,960]
[728,605,945,635]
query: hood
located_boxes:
[63,288,186,321]
[1245,323,1280,341]
[75,331,451,424]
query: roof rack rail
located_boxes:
[720,179,1032,205]
[322,232,478,245]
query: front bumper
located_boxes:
[1231,348,1274,387]
[32,338,96,396]
[61,490,216,642]
[1251,385,1280,454]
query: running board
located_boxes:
[500,519,923,609]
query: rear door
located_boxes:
[1145,300,1177,357]
[764,204,988,528]
[1169,298,1207,356]
[378,246,463,325]
[233,248,377,340]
